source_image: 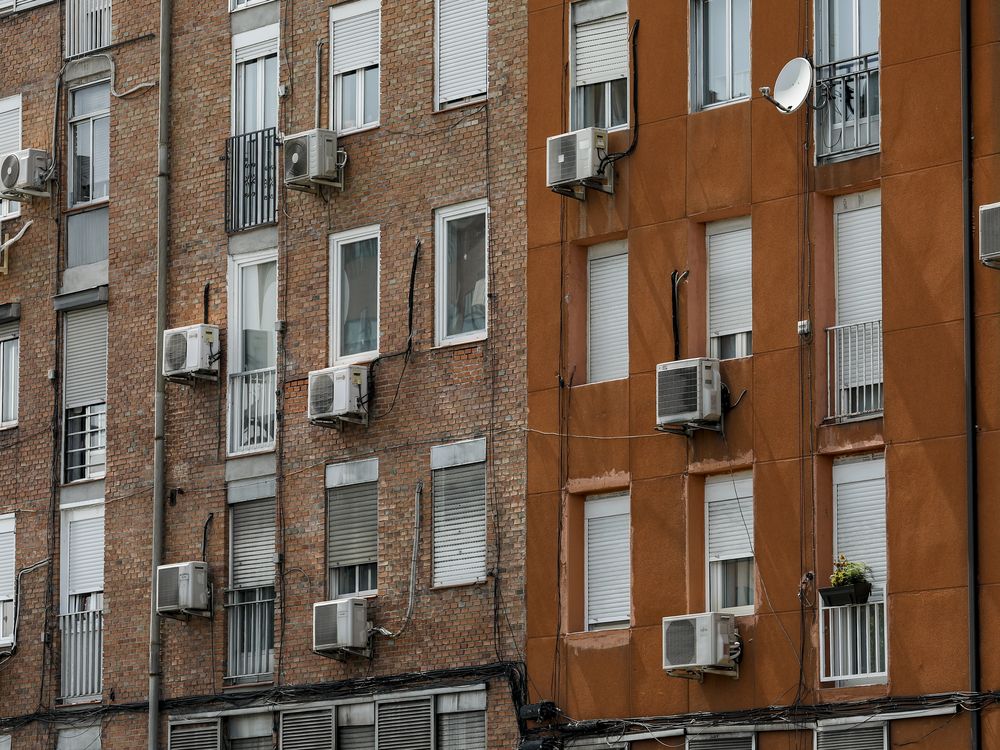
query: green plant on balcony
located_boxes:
[819,554,873,606]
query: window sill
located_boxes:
[435,94,487,114]
[61,475,107,489]
[434,332,487,350]
[0,422,17,432]
[574,375,629,388]
[430,577,488,591]
[692,96,750,114]
[718,606,755,617]
[337,123,379,138]
[64,198,110,217]
[332,351,379,368]
[822,412,883,426]
[585,622,630,632]
[226,446,276,460]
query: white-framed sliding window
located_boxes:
[60,501,104,615]
[0,514,14,645]
[832,454,886,596]
[570,0,629,131]
[435,690,487,750]
[330,225,379,364]
[232,24,279,135]
[705,472,754,615]
[691,0,751,110]
[230,0,270,12]
[431,438,487,587]
[435,0,488,110]
[587,240,628,383]
[0,320,18,429]
[434,199,488,347]
[67,81,109,208]
[0,95,22,221]
[584,492,630,630]
[330,0,381,133]
[0,0,56,12]
[707,216,752,359]
[326,457,378,598]
[228,249,278,376]
[815,722,886,750]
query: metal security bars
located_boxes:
[826,320,883,420]
[224,587,274,684]
[819,599,887,682]
[225,127,277,233]
[65,0,111,58]
[228,367,276,454]
[816,52,880,161]
[58,609,103,701]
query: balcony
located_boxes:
[826,320,883,421]
[229,367,276,455]
[65,0,112,58]
[816,52,880,161]
[819,599,887,683]
[225,128,277,233]
[58,609,103,702]
[224,587,274,685]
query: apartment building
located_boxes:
[0,0,527,747]
[525,1,1000,749]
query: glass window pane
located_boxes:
[360,562,377,592]
[610,78,628,127]
[92,116,109,201]
[731,0,751,98]
[339,237,378,357]
[858,0,879,55]
[1,338,17,423]
[71,120,91,205]
[829,0,854,62]
[702,0,727,104]
[576,82,605,129]
[335,565,356,597]
[445,213,487,337]
[363,65,380,125]
[71,83,109,117]
[264,54,278,130]
[340,71,358,131]
[239,59,259,133]
[240,261,277,372]
[66,207,109,267]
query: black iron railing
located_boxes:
[816,52,880,160]
[225,127,277,233]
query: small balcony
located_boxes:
[58,609,103,702]
[224,587,274,685]
[225,128,277,233]
[229,367,276,455]
[819,599,887,683]
[826,320,883,421]
[65,0,112,58]
[816,52,880,161]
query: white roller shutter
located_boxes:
[688,735,755,750]
[436,0,488,106]
[230,497,275,589]
[280,709,333,750]
[331,3,380,75]
[57,725,102,750]
[836,201,882,326]
[588,243,628,383]
[66,506,104,596]
[833,456,886,592]
[816,724,886,750]
[585,493,630,628]
[0,516,14,601]
[708,222,752,339]
[64,306,108,409]
[168,721,221,750]
[574,12,628,87]
[327,481,378,568]
[706,473,754,562]
[437,712,486,750]
[0,95,21,221]
[432,462,487,586]
[376,699,432,750]
[234,27,278,64]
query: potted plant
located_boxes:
[819,554,873,606]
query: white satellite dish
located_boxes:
[760,57,813,114]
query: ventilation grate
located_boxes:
[663,617,697,666]
[657,365,699,420]
[158,566,180,610]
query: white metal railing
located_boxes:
[816,52,880,160]
[65,0,112,58]
[827,320,883,420]
[64,402,107,483]
[224,588,274,684]
[59,610,103,700]
[229,367,276,455]
[819,599,887,682]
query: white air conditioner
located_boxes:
[284,128,340,188]
[162,324,220,378]
[662,612,739,672]
[980,202,1000,268]
[0,149,51,200]
[313,597,368,652]
[308,364,368,425]
[156,561,211,615]
[546,127,611,191]
[656,358,722,427]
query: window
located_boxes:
[66,207,109,268]
[57,725,101,750]
[338,704,375,749]
[691,0,750,110]
[571,0,628,130]
[833,455,885,595]
[228,715,272,750]
[65,0,111,58]
[587,241,628,383]
[330,226,379,363]
[584,493,630,630]
[68,82,109,207]
[230,0,268,10]
[705,472,754,614]
[326,458,378,598]
[59,502,104,701]
[63,306,108,483]
[707,217,752,359]
[0,514,14,645]
[431,439,487,587]
[435,0,488,109]
[226,496,275,684]
[233,26,278,135]
[816,724,886,750]
[0,95,21,222]
[435,199,488,346]
[331,0,380,133]
[0,321,18,428]
[436,691,487,750]
[688,735,754,750]
[0,0,56,12]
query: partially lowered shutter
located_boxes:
[0,518,14,601]
[436,0,488,106]
[235,29,278,64]
[833,457,886,591]
[231,498,275,589]
[57,725,102,750]
[339,703,375,750]
[574,10,628,87]
[0,95,20,221]
[331,4,380,75]
[836,202,882,326]
[585,494,630,627]
[688,734,755,750]
[706,474,754,562]
[437,712,486,750]
[168,721,221,750]
[64,306,108,409]
[280,709,333,750]
[66,507,104,596]
[588,243,628,383]
[816,725,886,750]
[708,224,752,339]
[432,462,486,586]
[327,481,378,568]
[376,699,431,750]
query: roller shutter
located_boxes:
[280,709,333,750]
[231,498,275,589]
[833,457,886,591]
[588,243,628,382]
[436,0,488,106]
[168,721,221,750]
[327,481,378,568]
[708,224,752,341]
[432,462,486,586]
[574,11,628,87]
[331,4,380,75]
[816,724,886,750]
[706,474,754,563]
[836,203,882,326]
[585,494,630,628]
[66,507,104,596]
[376,699,432,750]
[64,306,108,409]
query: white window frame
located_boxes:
[0,322,18,429]
[690,0,751,111]
[230,0,271,12]
[706,216,752,360]
[705,472,754,616]
[0,0,55,12]
[587,240,629,383]
[329,0,381,134]
[231,24,280,135]
[0,513,14,646]
[67,81,110,209]
[434,0,489,111]
[329,225,380,365]
[59,500,104,614]
[0,95,21,222]
[227,248,278,377]
[569,0,630,132]
[584,492,631,631]
[325,457,379,599]
[434,198,489,347]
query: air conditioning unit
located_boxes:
[156,561,210,615]
[980,202,1000,268]
[162,324,220,379]
[308,364,368,425]
[313,597,368,652]
[662,612,739,673]
[0,149,51,200]
[546,127,612,192]
[656,358,722,428]
[283,128,340,189]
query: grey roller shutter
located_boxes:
[280,709,332,750]
[67,512,104,595]
[836,204,882,325]
[57,725,102,750]
[168,721,221,750]
[339,726,375,750]
[64,306,108,409]
[437,711,486,750]
[585,494,630,628]
[327,481,377,567]
[706,475,754,562]
[688,735,754,750]
[574,12,628,87]
[437,0,488,106]
[0,524,14,600]
[332,8,380,75]
[816,725,886,750]
[432,462,486,586]
[588,246,628,382]
[833,457,886,591]
[231,498,275,589]
[376,699,432,750]
[708,225,752,339]
[565,737,627,749]
[0,321,16,339]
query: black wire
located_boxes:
[597,19,640,176]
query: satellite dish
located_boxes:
[760,57,813,114]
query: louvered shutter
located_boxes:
[331,5,380,75]
[574,11,628,87]
[836,203,882,325]
[235,33,278,64]
[588,244,628,382]
[64,306,108,409]
[0,321,16,340]
[432,462,486,586]
[437,712,486,750]
[833,457,886,591]
[376,699,432,750]
[66,509,104,596]
[231,498,275,589]
[688,735,755,750]
[327,481,378,567]
[436,0,488,106]
[708,224,752,339]
[585,494,630,627]
[280,709,333,750]
[339,726,375,750]
[0,517,14,601]
[816,725,886,750]
[57,725,102,750]
[706,474,754,561]
[169,721,221,750]
[0,95,20,221]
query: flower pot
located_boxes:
[819,580,872,607]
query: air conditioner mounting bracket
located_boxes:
[550,168,615,201]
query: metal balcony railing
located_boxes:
[819,599,887,682]
[59,610,103,701]
[827,319,883,421]
[225,128,277,233]
[816,52,880,161]
[224,588,274,685]
[229,367,276,455]
[65,0,112,58]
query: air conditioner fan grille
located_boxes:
[981,204,1000,265]
[164,332,189,372]
[664,618,697,666]
[310,373,336,417]
[315,604,339,647]
[158,567,180,610]
[284,138,309,180]
[657,365,699,418]
[0,154,19,190]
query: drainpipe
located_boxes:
[149,0,173,748]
